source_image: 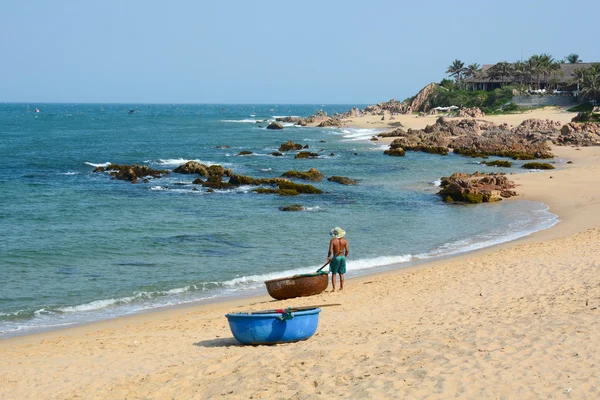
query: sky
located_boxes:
[1,0,599,104]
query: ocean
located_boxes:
[0,103,559,337]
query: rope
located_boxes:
[278,307,295,321]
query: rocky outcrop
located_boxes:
[382,117,555,160]
[522,162,555,170]
[281,168,324,181]
[377,128,406,138]
[557,122,600,146]
[93,164,170,183]
[363,99,409,115]
[295,151,320,159]
[228,174,288,186]
[384,148,406,156]
[317,118,341,127]
[279,204,304,211]
[266,122,284,130]
[327,176,358,185]
[438,172,517,203]
[298,110,328,126]
[407,82,438,113]
[173,161,208,175]
[279,140,303,152]
[237,150,253,156]
[275,117,301,123]
[254,181,323,196]
[457,107,485,118]
[512,119,562,136]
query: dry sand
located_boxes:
[340,106,578,132]
[2,109,600,399]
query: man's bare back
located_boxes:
[329,238,348,258]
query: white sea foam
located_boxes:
[431,179,442,187]
[57,285,202,313]
[221,254,413,290]
[220,119,261,123]
[337,128,385,142]
[303,206,322,212]
[60,172,80,175]
[84,161,111,168]
[260,168,272,172]
[150,158,225,167]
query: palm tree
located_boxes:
[581,63,600,104]
[526,55,542,89]
[513,61,529,86]
[566,53,582,63]
[446,59,465,85]
[572,67,587,92]
[488,62,514,87]
[548,61,564,91]
[463,63,481,79]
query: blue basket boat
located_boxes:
[225,308,321,345]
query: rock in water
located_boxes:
[327,176,358,185]
[266,122,284,130]
[437,172,517,203]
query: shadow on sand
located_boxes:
[193,337,242,348]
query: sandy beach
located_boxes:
[2,109,600,399]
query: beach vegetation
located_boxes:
[566,53,582,64]
[522,162,555,169]
[568,103,594,112]
[426,85,515,114]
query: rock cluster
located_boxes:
[279,140,303,152]
[327,176,358,185]
[385,117,556,160]
[457,107,485,118]
[438,172,517,203]
[93,164,170,183]
[295,151,320,159]
[281,168,324,181]
[317,118,341,127]
[266,122,284,130]
[557,122,600,146]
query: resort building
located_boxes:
[464,63,595,93]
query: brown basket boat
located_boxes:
[264,272,329,300]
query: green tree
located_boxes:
[446,59,465,85]
[581,63,600,103]
[463,63,481,79]
[488,62,514,87]
[566,53,582,63]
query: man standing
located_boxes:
[328,227,349,291]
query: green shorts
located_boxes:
[329,255,346,274]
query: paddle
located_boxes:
[316,251,344,272]
[249,304,341,315]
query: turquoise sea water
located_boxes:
[0,103,559,337]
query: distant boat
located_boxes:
[33,108,40,113]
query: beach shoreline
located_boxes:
[2,108,600,398]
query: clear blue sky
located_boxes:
[1,0,598,104]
